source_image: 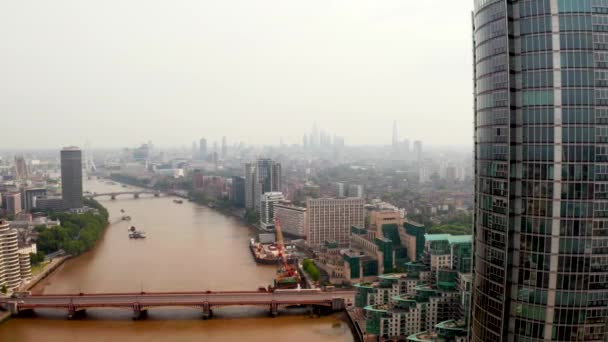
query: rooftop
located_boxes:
[447,235,472,245]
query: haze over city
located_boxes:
[4,0,606,341]
[1,0,473,149]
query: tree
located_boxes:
[244,210,259,225]
[1,284,7,294]
[30,252,46,265]
[303,259,321,281]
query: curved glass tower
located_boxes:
[473,0,608,341]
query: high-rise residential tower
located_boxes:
[0,220,27,291]
[221,136,227,159]
[472,1,608,341]
[61,147,83,209]
[392,120,398,150]
[199,138,207,160]
[244,159,281,212]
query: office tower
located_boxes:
[392,120,398,149]
[221,136,227,159]
[199,138,207,160]
[14,156,28,183]
[306,198,364,246]
[0,220,25,290]
[472,2,608,341]
[249,159,282,212]
[231,176,245,208]
[402,139,410,155]
[22,188,47,211]
[5,192,22,216]
[192,141,197,159]
[61,147,83,209]
[259,192,284,230]
[311,123,320,147]
[413,140,422,164]
[303,135,308,149]
[274,202,307,238]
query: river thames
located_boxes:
[0,179,354,342]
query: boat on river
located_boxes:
[128,226,146,239]
[173,199,183,204]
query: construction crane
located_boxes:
[274,217,300,289]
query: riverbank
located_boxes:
[104,175,263,232]
[22,256,71,292]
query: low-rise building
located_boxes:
[353,233,472,341]
[274,202,306,238]
[35,197,65,211]
[259,192,284,231]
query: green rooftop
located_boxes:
[447,235,472,245]
[424,234,452,242]
[378,273,407,280]
[363,304,389,313]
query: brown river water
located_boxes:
[0,179,354,342]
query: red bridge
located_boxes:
[1,289,355,320]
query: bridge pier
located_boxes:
[134,193,140,199]
[111,194,116,200]
[202,302,213,320]
[307,305,316,318]
[154,193,160,197]
[202,309,213,320]
[133,309,147,320]
[270,301,278,317]
[67,307,86,320]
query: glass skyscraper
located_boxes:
[473,0,608,341]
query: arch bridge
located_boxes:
[86,191,162,200]
[1,289,354,320]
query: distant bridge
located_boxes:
[1,289,354,320]
[86,191,162,200]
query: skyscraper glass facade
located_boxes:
[473,0,608,340]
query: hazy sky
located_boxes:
[1,1,474,149]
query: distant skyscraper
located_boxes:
[402,139,410,155]
[413,140,422,164]
[221,136,227,159]
[392,120,398,149]
[60,147,83,209]
[311,124,320,147]
[199,138,207,160]
[14,156,28,183]
[192,141,197,159]
[306,197,364,246]
[472,1,608,341]
[303,135,308,149]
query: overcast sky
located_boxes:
[1,1,474,149]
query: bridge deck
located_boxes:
[3,290,355,311]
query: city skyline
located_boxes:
[0,1,473,149]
